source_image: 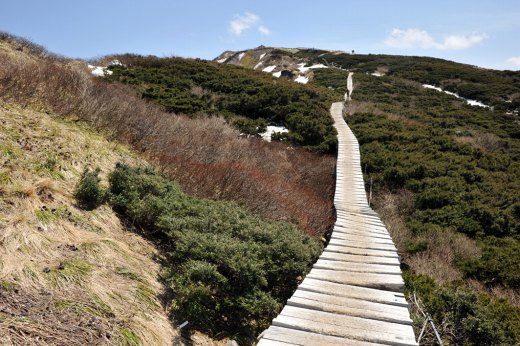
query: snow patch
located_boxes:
[423,84,443,92]
[309,64,328,69]
[298,63,328,73]
[294,75,309,84]
[422,84,491,108]
[371,71,383,77]
[261,126,288,142]
[297,63,310,73]
[466,99,490,108]
[262,65,277,73]
[259,53,266,60]
[237,52,245,61]
[87,64,113,77]
[272,71,282,78]
[254,61,263,69]
[217,58,227,63]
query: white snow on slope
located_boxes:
[466,99,490,108]
[298,63,328,72]
[297,63,310,73]
[294,75,309,84]
[254,61,263,69]
[87,64,113,77]
[238,52,245,61]
[423,84,443,92]
[422,84,491,108]
[371,71,383,77]
[309,64,328,69]
[261,126,288,142]
[217,58,227,63]
[272,71,282,78]
[259,53,266,60]
[262,65,277,72]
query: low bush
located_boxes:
[406,273,520,345]
[73,167,103,210]
[107,163,322,338]
[459,236,520,289]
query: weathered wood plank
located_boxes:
[330,233,395,244]
[256,338,298,346]
[308,269,404,292]
[325,244,399,258]
[288,292,412,324]
[320,250,401,265]
[261,326,385,346]
[327,238,397,251]
[274,309,417,345]
[313,259,401,274]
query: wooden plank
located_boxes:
[262,326,385,346]
[313,259,401,274]
[336,222,388,233]
[325,244,399,258]
[335,219,387,231]
[332,228,392,241]
[327,238,397,251]
[276,305,415,338]
[308,269,404,292]
[299,278,407,306]
[333,228,391,240]
[330,233,395,245]
[320,250,401,265]
[256,338,298,346]
[289,292,412,324]
[274,308,417,345]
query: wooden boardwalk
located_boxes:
[257,102,417,346]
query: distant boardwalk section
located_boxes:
[257,102,417,345]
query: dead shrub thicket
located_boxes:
[0,33,335,236]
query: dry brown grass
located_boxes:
[372,188,480,285]
[0,103,176,345]
[454,130,502,153]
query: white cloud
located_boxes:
[384,28,486,50]
[384,29,436,49]
[229,12,259,36]
[441,34,486,50]
[507,56,520,67]
[258,25,271,36]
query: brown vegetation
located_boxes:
[0,33,335,237]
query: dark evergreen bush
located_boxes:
[74,167,103,210]
[107,163,321,338]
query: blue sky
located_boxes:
[1,0,519,70]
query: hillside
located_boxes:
[220,47,520,344]
[216,46,520,113]
[102,54,337,153]
[0,34,327,345]
[0,102,176,345]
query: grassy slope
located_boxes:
[0,102,176,345]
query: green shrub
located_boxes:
[74,167,103,210]
[106,55,336,152]
[459,236,520,289]
[107,163,321,339]
[405,272,520,345]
